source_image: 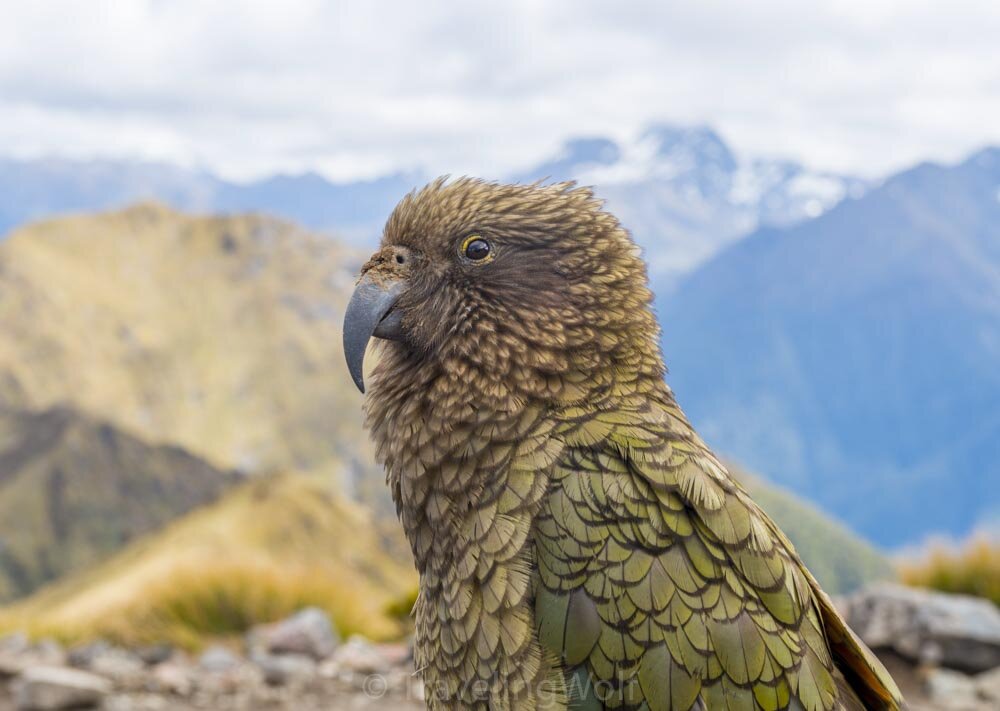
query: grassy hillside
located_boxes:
[1,473,417,647]
[0,204,380,504]
[733,464,894,594]
[0,406,236,602]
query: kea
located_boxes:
[343,178,904,711]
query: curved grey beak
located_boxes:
[343,275,405,393]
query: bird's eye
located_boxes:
[461,235,493,263]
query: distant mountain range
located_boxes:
[0,127,996,549]
[661,147,1000,547]
[0,157,418,247]
[0,124,863,286]
[514,126,867,284]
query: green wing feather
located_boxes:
[534,399,905,711]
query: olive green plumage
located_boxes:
[348,178,905,710]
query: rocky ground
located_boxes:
[838,584,1000,710]
[0,608,423,710]
[0,586,997,710]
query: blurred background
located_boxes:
[0,2,997,710]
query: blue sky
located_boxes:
[0,1,997,181]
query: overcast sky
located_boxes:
[0,1,997,181]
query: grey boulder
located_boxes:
[197,645,242,673]
[15,666,111,710]
[842,583,1000,673]
[252,651,317,685]
[249,607,339,659]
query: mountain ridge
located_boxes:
[0,405,238,602]
[0,204,377,501]
[2,472,417,645]
[0,123,865,284]
[0,156,417,247]
[660,146,1000,546]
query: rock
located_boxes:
[330,636,393,675]
[976,665,1000,704]
[922,667,980,710]
[0,655,22,679]
[2,637,66,679]
[249,607,339,659]
[195,661,264,696]
[30,639,67,667]
[0,631,30,655]
[842,583,1000,673]
[150,661,195,696]
[103,694,170,711]
[68,641,146,689]
[67,640,111,668]
[89,648,146,689]
[251,651,317,685]
[374,641,412,668]
[14,665,111,710]
[1,634,27,678]
[135,643,174,666]
[198,645,241,673]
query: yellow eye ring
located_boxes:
[460,235,494,264]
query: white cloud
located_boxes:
[0,0,997,180]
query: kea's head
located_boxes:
[344,178,664,406]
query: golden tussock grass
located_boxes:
[0,474,418,648]
[70,560,398,649]
[899,535,1000,605]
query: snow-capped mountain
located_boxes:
[0,124,863,288]
[515,125,867,286]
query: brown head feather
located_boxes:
[364,177,666,411]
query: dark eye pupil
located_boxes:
[465,238,490,261]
